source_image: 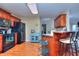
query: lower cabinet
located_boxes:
[0,34,3,53]
[14,32,18,45]
[48,36,59,56]
[42,35,59,56]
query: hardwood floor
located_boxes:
[0,42,41,56]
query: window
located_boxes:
[72,24,77,31]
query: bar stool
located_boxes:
[59,32,79,56]
[39,40,48,56]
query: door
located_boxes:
[42,24,46,34]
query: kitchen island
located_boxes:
[42,31,70,56]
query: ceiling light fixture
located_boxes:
[27,3,38,14]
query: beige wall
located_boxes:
[21,15,41,41]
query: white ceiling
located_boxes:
[0,3,36,18]
[0,3,79,20]
[37,3,79,19]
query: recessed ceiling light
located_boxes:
[27,3,38,14]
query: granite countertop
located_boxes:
[42,31,73,36]
[53,31,71,33]
[42,34,53,36]
[53,31,76,33]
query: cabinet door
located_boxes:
[57,18,61,26]
[0,11,3,18]
[14,32,18,45]
[2,11,6,19]
[11,16,15,27]
[55,19,59,28]
[55,14,66,28]
[0,34,3,52]
[6,13,10,20]
[60,15,66,27]
[48,36,59,56]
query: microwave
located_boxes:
[0,18,11,27]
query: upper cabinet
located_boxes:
[0,8,21,27]
[0,8,10,20]
[10,16,21,27]
[54,14,66,28]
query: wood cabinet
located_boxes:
[0,8,21,27]
[10,16,21,27]
[0,34,3,53]
[42,35,59,56]
[54,14,66,28]
[10,16,14,27]
[0,8,10,20]
[48,36,59,56]
[14,32,18,45]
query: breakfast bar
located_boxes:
[42,31,70,56]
